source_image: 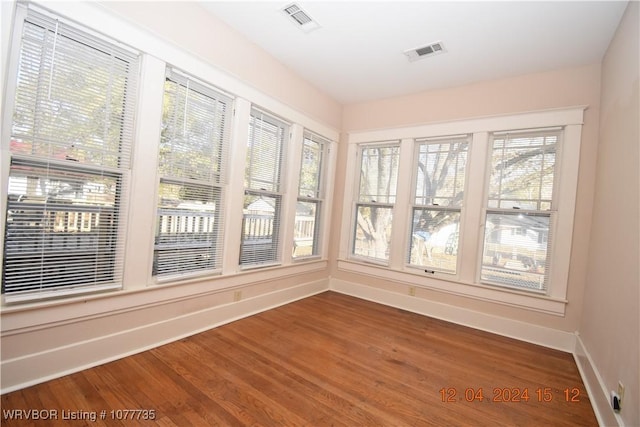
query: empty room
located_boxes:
[0,1,638,426]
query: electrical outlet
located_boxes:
[611,390,621,412]
[617,381,625,407]
[408,286,416,296]
[233,291,242,302]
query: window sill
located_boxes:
[1,259,330,337]
[337,259,567,316]
[1,260,328,318]
[2,283,123,306]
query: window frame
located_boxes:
[1,5,139,303]
[293,130,329,260]
[407,135,470,275]
[349,141,401,265]
[152,67,234,282]
[478,128,562,293]
[239,108,290,268]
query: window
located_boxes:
[240,109,289,266]
[341,108,582,314]
[2,8,139,301]
[409,137,469,273]
[352,143,400,263]
[293,131,328,258]
[153,68,232,279]
[480,129,560,291]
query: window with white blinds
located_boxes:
[293,131,328,258]
[240,109,289,266]
[481,129,560,292]
[352,143,400,263]
[3,8,139,301]
[153,68,232,279]
[409,137,469,273]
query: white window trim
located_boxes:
[317,135,337,262]
[340,106,585,316]
[282,124,305,261]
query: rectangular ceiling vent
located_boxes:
[282,3,320,33]
[404,41,446,62]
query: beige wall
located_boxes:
[98,1,342,130]
[331,63,602,333]
[580,2,639,426]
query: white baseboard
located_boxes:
[330,278,577,352]
[574,334,623,427]
[1,279,328,394]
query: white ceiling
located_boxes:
[202,1,629,105]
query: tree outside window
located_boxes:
[352,144,399,262]
[409,138,469,273]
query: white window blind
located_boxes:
[293,131,328,258]
[352,143,400,263]
[3,8,139,301]
[409,137,469,273]
[153,68,232,279]
[481,129,560,292]
[240,109,289,266]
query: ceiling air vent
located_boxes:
[282,3,320,33]
[404,41,446,62]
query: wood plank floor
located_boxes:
[1,291,597,426]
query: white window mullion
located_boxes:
[388,138,413,270]
[339,142,359,260]
[122,54,165,289]
[223,98,251,274]
[320,139,337,260]
[283,124,304,261]
[460,132,489,284]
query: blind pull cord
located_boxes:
[47,19,60,100]
[183,79,190,136]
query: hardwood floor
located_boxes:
[1,291,597,426]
